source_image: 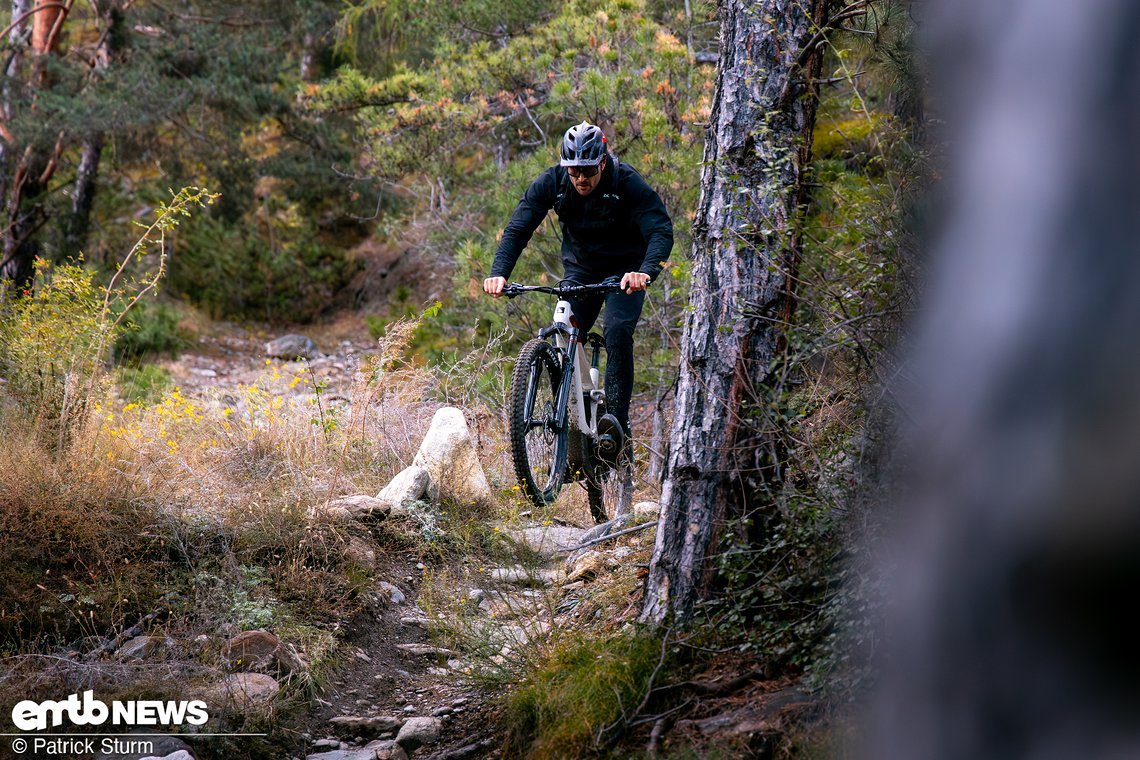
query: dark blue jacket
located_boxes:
[491,156,673,282]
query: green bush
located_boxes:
[168,215,360,322]
[0,260,115,425]
[502,632,668,758]
[115,362,174,404]
[115,300,188,360]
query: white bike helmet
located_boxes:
[560,121,607,166]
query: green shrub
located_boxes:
[168,215,360,322]
[502,632,668,759]
[115,300,188,360]
[115,362,174,404]
[0,260,114,426]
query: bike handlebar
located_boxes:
[502,277,625,299]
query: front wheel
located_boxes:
[509,339,567,507]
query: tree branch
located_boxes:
[0,3,68,41]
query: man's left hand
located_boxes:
[620,272,651,294]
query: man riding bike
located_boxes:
[483,121,673,460]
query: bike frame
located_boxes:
[548,299,604,438]
[506,279,618,442]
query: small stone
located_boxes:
[489,566,562,586]
[326,495,390,521]
[138,751,195,760]
[116,635,170,661]
[218,672,279,709]
[402,704,416,713]
[566,550,606,582]
[266,333,318,360]
[378,581,406,605]
[632,500,661,520]
[345,537,376,569]
[303,750,376,760]
[396,643,451,657]
[395,717,442,752]
[431,706,453,717]
[221,630,305,675]
[327,715,404,735]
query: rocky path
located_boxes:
[130,322,661,760]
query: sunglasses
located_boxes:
[567,162,603,179]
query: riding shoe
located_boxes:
[597,413,626,463]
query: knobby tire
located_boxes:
[509,339,567,507]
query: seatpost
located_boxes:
[589,337,602,388]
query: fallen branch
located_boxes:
[651,668,764,698]
[83,608,168,661]
[558,520,657,552]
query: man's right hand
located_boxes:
[483,276,507,297]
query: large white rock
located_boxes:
[411,408,493,507]
[375,465,430,512]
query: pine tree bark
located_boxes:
[876,0,1140,756]
[0,0,33,218]
[641,0,828,625]
[1,0,70,287]
[65,1,124,256]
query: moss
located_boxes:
[812,113,890,159]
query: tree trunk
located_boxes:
[0,0,33,208]
[65,1,124,256]
[1,0,69,286]
[65,131,103,255]
[876,0,1140,757]
[641,0,828,625]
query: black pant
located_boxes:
[564,266,645,434]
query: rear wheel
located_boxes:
[509,339,567,507]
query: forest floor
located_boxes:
[1,313,832,760]
[145,316,652,760]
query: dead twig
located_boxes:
[83,608,168,661]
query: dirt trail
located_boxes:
[160,320,581,759]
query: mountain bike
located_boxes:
[503,278,633,523]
